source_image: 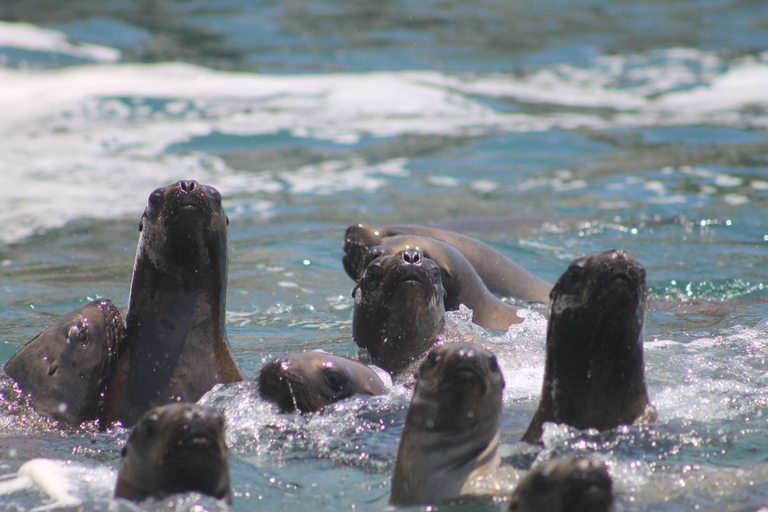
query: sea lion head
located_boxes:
[136,180,229,277]
[523,249,652,442]
[115,403,231,503]
[258,352,388,413]
[390,342,505,505]
[352,249,446,378]
[409,342,504,432]
[508,456,614,512]
[4,299,125,427]
[342,223,387,280]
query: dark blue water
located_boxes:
[1,1,768,511]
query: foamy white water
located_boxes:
[2,23,768,244]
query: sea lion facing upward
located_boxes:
[343,223,552,303]
[523,250,656,444]
[390,343,505,506]
[352,249,446,381]
[100,180,244,428]
[3,299,125,427]
[508,456,614,512]
[351,234,524,330]
[258,351,388,413]
[115,403,231,503]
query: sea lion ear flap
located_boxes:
[225,215,229,226]
[351,285,359,299]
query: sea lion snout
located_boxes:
[177,180,198,193]
[399,248,422,265]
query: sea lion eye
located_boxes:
[68,325,89,346]
[566,264,586,283]
[366,265,383,281]
[323,370,348,393]
[148,189,163,207]
[139,414,159,438]
[487,355,499,373]
[210,190,222,204]
[425,350,440,367]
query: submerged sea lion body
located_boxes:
[115,403,231,503]
[355,234,523,330]
[352,249,446,381]
[4,299,125,427]
[390,343,505,506]
[343,223,552,303]
[523,249,655,443]
[100,181,243,428]
[258,351,388,413]
[508,456,614,512]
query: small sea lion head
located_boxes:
[508,456,613,512]
[258,352,388,413]
[410,342,504,431]
[352,249,446,376]
[137,180,229,270]
[4,299,125,427]
[343,223,388,280]
[115,403,231,503]
[550,249,646,319]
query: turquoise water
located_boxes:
[1,1,768,511]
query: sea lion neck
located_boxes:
[523,250,653,443]
[390,343,504,506]
[99,182,242,429]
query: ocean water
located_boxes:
[1,1,768,510]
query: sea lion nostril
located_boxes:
[179,180,197,193]
[401,249,421,264]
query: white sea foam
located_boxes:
[0,458,114,507]
[1,45,767,243]
[0,21,121,63]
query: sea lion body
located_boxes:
[508,456,614,512]
[523,249,656,443]
[343,223,552,303]
[390,343,505,506]
[115,403,231,503]
[352,249,446,381]
[100,181,243,428]
[357,234,523,330]
[4,299,125,427]
[258,351,388,413]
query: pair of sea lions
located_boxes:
[390,249,654,506]
[344,223,553,332]
[390,342,614,511]
[3,180,243,429]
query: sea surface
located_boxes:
[1,1,768,511]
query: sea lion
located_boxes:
[352,234,524,330]
[390,343,505,506]
[100,180,244,428]
[115,403,231,503]
[522,249,656,444]
[258,351,388,413]
[352,249,446,381]
[3,299,125,427]
[343,223,552,303]
[508,456,614,512]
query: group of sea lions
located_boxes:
[1,179,657,510]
